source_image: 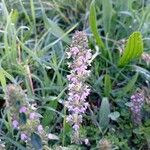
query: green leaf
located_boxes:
[99,97,110,130]
[0,68,6,93]
[108,111,120,121]
[31,133,42,150]
[89,0,105,50]
[118,32,143,67]
[104,74,112,97]
[42,99,58,126]
[102,0,113,33]
[1,68,15,82]
[122,73,138,94]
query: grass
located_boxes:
[0,0,150,149]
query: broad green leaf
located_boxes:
[99,97,110,130]
[118,32,143,67]
[18,0,32,26]
[102,0,113,33]
[122,73,138,94]
[31,133,42,150]
[1,68,15,82]
[104,74,112,97]
[89,0,105,50]
[108,111,120,121]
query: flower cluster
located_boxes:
[65,31,92,143]
[142,52,150,65]
[130,91,144,125]
[5,84,55,148]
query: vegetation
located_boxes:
[0,0,150,149]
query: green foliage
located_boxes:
[102,0,113,34]
[108,111,120,121]
[89,0,105,50]
[122,73,138,94]
[99,97,110,130]
[42,99,58,127]
[104,74,112,97]
[118,32,143,67]
[10,9,19,25]
[43,16,71,44]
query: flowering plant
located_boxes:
[5,84,57,149]
[65,31,92,143]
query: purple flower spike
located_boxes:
[12,120,19,129]
[19,106,27,113]
[66,31,92,143]
[130,91,144,125]
[21,133,28,141]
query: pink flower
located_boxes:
[37,125,44,133]
[73,124,79,131]
[19,106,27,113]
[29,112,40,120]
[130,91,144,125]
[21,133,28,141]
[12,120,19,129]
[85,50,92,60]
[70,47,79,57]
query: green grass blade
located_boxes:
[122,73,138,94]
[1,136,27,150]
[10,9,19,25]
[89,0,105,50]
[30,0,36,29]
[1,68,15,82]
[19,0,32,26]
[43,13,70,44]
[104,74,112,97]
[102,0,113,34]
